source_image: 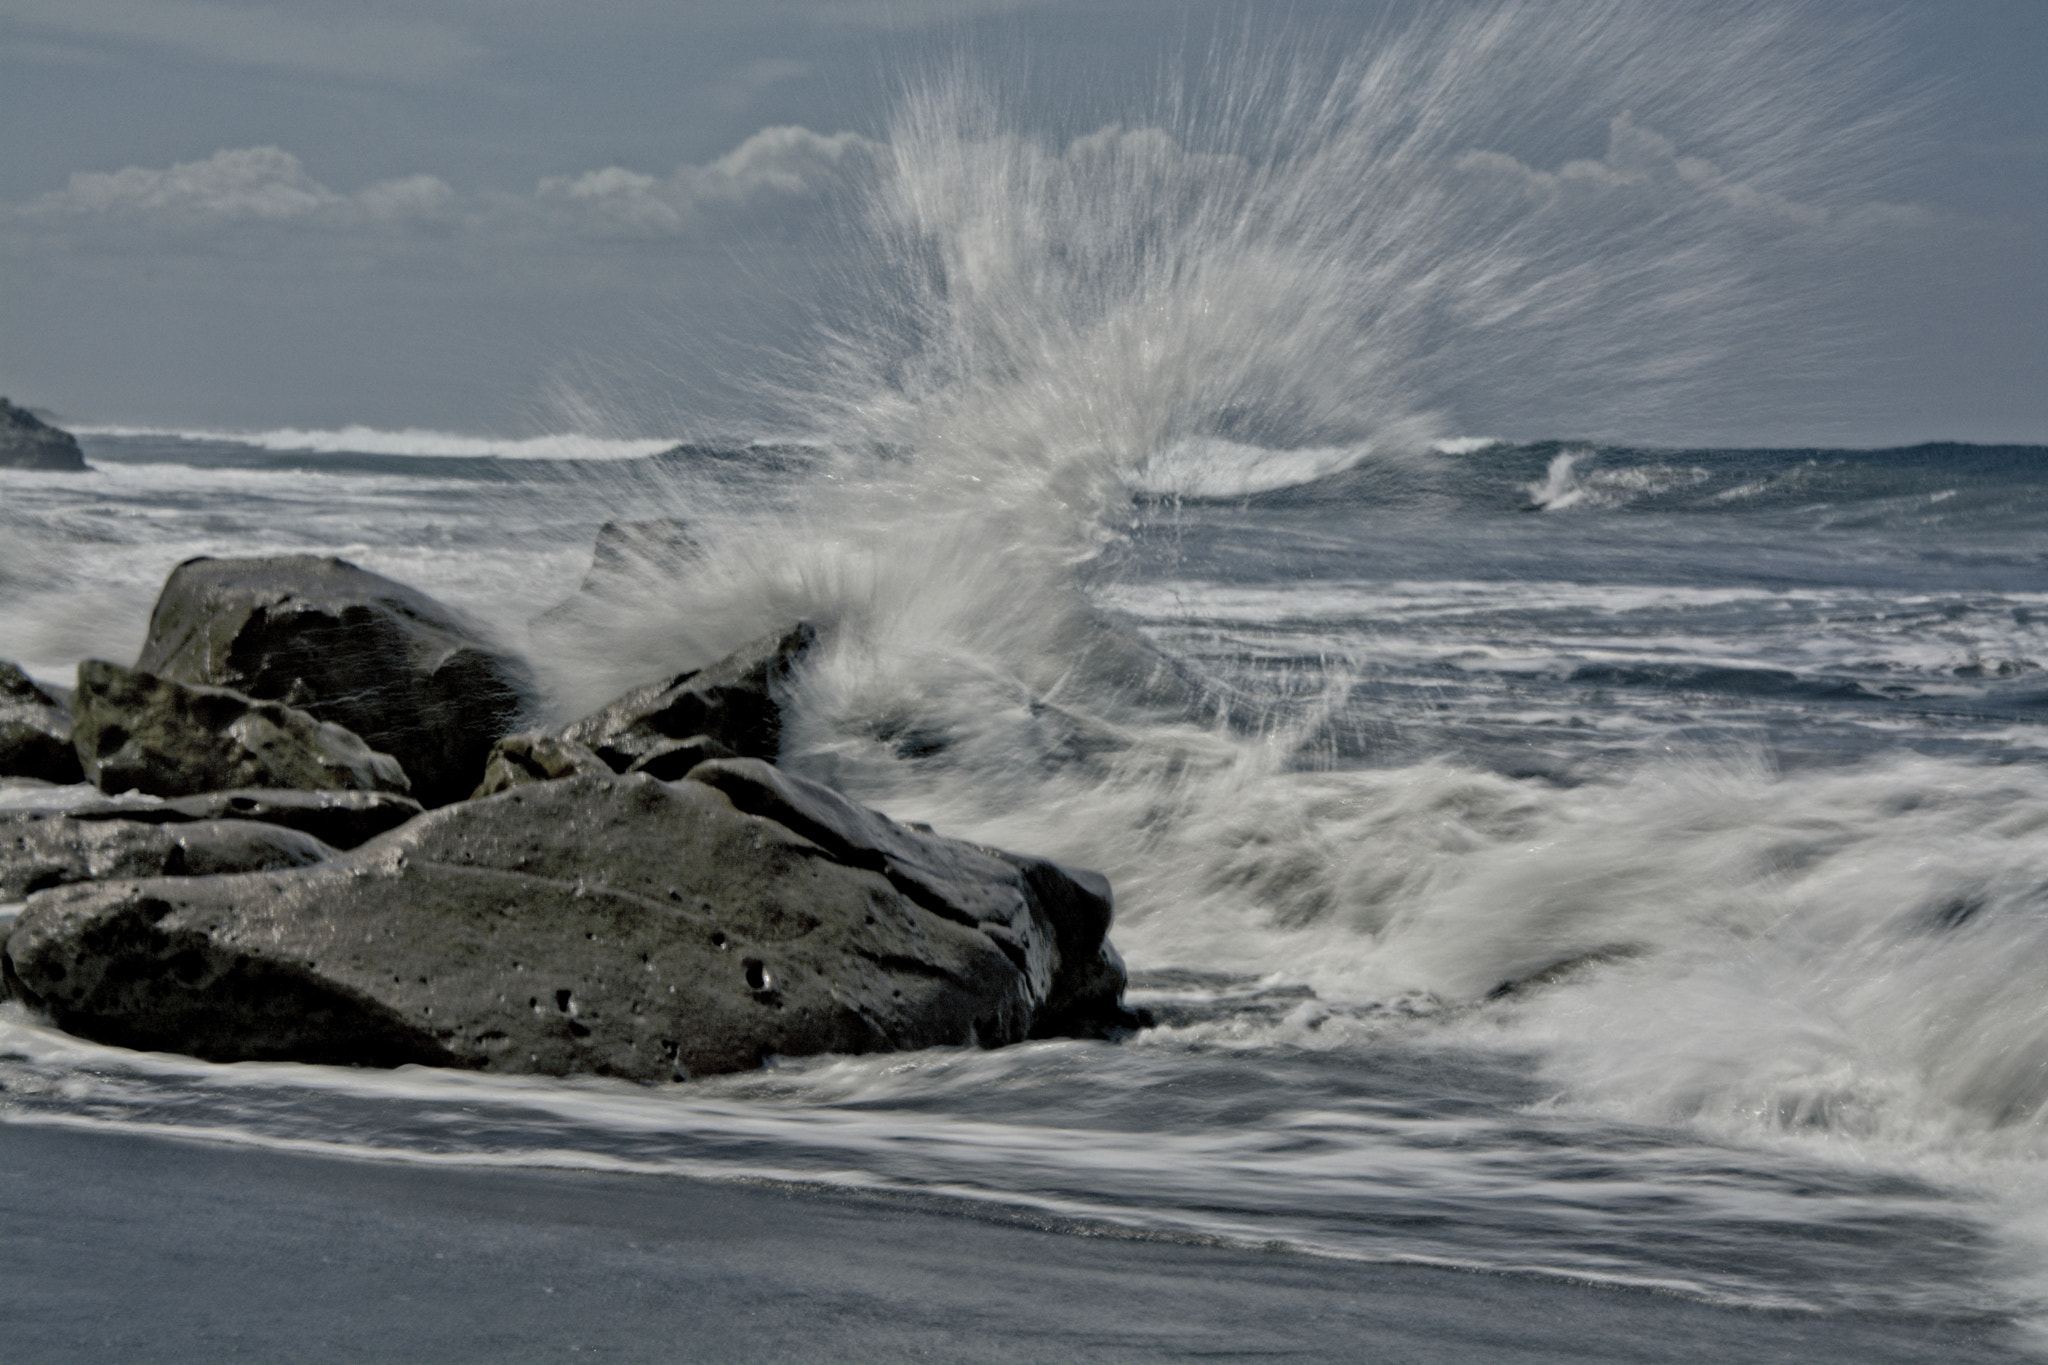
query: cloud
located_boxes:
[535,126,882,237]
[0,0,483,82]
[9,126,881,245]
[1451,113,1893,232]
[17,147,456,230]
[29,146,337,223]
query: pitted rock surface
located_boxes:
[72,661,411,799]
[1,813,336,900]
[5,766,1136,1077]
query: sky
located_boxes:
[1,0,2042,447]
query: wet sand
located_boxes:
[0,1122,2023,1363]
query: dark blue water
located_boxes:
[7,433,2048,1354]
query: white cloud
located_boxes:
[354,174,459,224]
[17,147,456,230]
[10,126,881,245]
[0,0,482,83]
[535,126,882,237]
[32,146,337,222]
[699,125,876,199]
[1454,114,1836,229]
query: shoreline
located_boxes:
[0,1121,2024,1364]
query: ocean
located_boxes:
[3,10,2041,1355]
[5,427,2048,1358]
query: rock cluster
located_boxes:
[0,399,88,472]
[72,660,413,798]
[0,548,1141,1080]
[135,555,536,806]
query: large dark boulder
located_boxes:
[0,662,81,784]
[4,764,1137,1078]
[63,788,424,850]
[133,556,536,806]
[0,399,87,472]
[559,622,815,772]
[2,814,336,900]
[72,660,412,799]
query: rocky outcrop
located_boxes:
[528,517,704,657]
[0,662,81,784]
[4,764,1135,1078]
[0,399,87,472]
[555,518,700,609]
[6,551,1147,1077]
[472,727,734,800]
[63,788,424,850]
[133,556,535,806]
[560,622,814,772]
[469,732,613,798]
[72,660,411,799]
[2,814,336,900]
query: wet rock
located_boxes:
[1,813,336,900]
[530,519,703,645]
[64,788,424,850]
[560,622,815,771]
[5,767,1136,1078]
[470,732,612,799]
[72,660,411,799]
[623,734,736,781]
[0,662,81,784]
[0,399,88,472]
[565,519,701,606]
[134,556,535,806]
[692,759,1134,1033]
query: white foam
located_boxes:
[1128,439,1378,497]
[72,424,680,461]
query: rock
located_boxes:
[568,519,701,604]
[72,660,412,799]
[0,399,88,472]
[5,766,1136,1078]
[0,662,81,784]
[623,734,737,781]
[63,788,424,850]
[470,732,612,799]
[1,813,336,900]
[690,759,1135,1033]
[133,556,536,806]
[560,622,815,771]
[531,518,704,638]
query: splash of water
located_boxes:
[545,2,2044,1175]
[562,0,1903,681]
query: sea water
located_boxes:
[4,2,2045,1350]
